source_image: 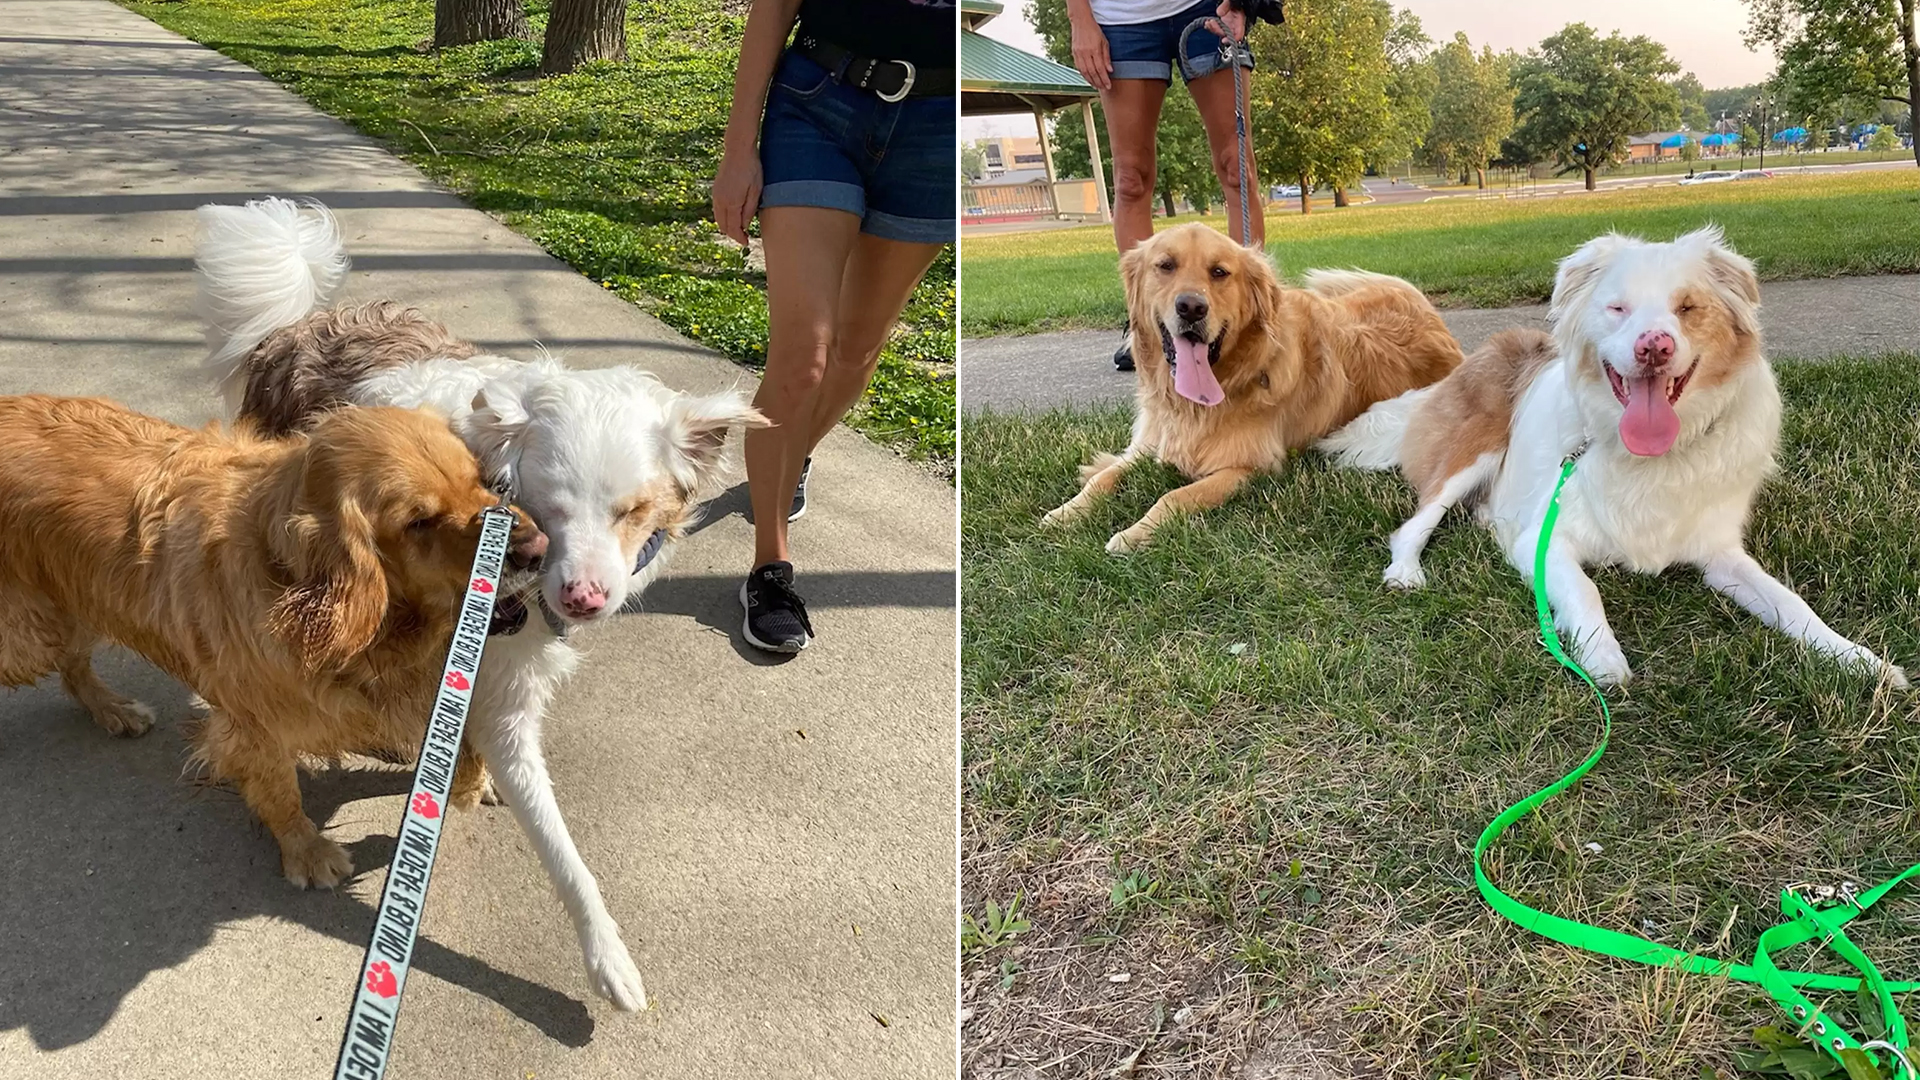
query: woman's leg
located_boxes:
[1100,78,1170,255]
[1187,69,1264,249]
[750,205,862,568]
[804,234,944,451]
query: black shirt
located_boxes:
[795,0,955,69]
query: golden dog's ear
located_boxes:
[1239,245,1284,331]
[269,481,388,672]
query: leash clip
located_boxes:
[1787,880,1863,910]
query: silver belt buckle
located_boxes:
[876,59,915,103]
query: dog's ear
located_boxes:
[1119,243,1150,323]
[268,472,388,672]
[665,388,769,494]
[1239,245,1284,332]
[458,386,529,495]
[1684,226,1761,338]
[1549,233,1631,323]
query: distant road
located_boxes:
[1360,157,1916,205]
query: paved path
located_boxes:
[961,273,1920,413]
[0,5,954,1079]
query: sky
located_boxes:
[964,0,1774,139]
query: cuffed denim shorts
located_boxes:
[1100,0,1254,83]
[758,50,956,245]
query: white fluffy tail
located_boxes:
[194,197,349,398]
[1316,386,1433,471]
[1302,267,1416,298]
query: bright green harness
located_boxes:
[1472,455,1919,1077]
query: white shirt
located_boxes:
[1091,0,1202,26]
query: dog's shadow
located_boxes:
[0,656,595,1052]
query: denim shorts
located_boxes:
[1100,0,1254,83]
[759,50,956,245]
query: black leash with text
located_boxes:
[333,504,516,1080]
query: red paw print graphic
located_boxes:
[365,961,398,999]
[410,792,440,819]
[443,670,470,691]
[470,577,494,594]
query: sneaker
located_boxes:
[1113,321,1134,372]
[789,457,811,522]
[740,561,813,652]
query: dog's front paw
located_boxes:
[1578,639,1633,687]
[1040,501,1086,529]
[478,776,507,806]
[1105,529,1149,556]
[1382,560,1427,590]
[91,698,155,738]
[582,925,647,1012]
[1888,665,1912,692]
[280,834,353,890]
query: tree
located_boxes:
[1672,73,1712,128]
[1424,33,1515,188]
[541,0,627,75]
[1248,0,1398,214]
[1869,122,1902,149]
[1509,24,1682,189]
[435,0,528,48]
[1679,131,1701,161]
[1373,10,1436,176]
[961,142,987,182]
[1706,82,1765,119]
[1744,0,1919,166]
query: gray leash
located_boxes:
[1177,18,1255,247]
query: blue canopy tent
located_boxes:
[1701,133,1739,148]
[1660,133,1688,148]
[1772,126,1809,144]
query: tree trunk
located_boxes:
[1161,189,1177,217]
[1901,0,1920,168]
[541,0,627,74]
[1475,166,1486,189]
[435,0,527,47]
[1333,186,1348,208]
[1298,177,1310,215]
[1584,166,1596,190]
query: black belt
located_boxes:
[794,34,953,101]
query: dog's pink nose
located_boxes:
[1634,329,1676,366]
[560,580,608,617]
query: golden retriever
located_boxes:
[0,396,546,887]
[1041,222,1465,552]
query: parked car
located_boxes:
[1678,170,1736,186]
[1269,184,1303,199]
[1734,169,1773,180]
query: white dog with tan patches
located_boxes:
[1322,226,1907,689]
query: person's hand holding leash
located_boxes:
[1066,0,1112,90]
[1212,1,1245,40]
[711,146,762,247]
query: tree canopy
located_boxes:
[1424,32,1515,187]
[1744,0,1919,165]
[1509,23,1682,189]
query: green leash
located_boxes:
[1472,455,1920,1077]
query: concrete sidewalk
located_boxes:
[961,274,1920,414]
[0,5,954,1079]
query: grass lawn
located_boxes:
[961,353,1920,1079]
[960,169,1920,337]
[121,0,955,471]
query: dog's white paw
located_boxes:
[1888,665,1912,692]
[1578,640,1633,687]
[91,698,155,738]
[1382,561,1427,590]
[478,775,506,806]
[583,925,647,1012]
[1105,530,1145,556]
[1040,502,1086,529]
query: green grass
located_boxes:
[960,169,1920,336]
[961,354,1920,1079]
[121,0,954,471]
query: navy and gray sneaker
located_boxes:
[740,560,813,652]
[788,457,811,522]
[1113,321,1134,372]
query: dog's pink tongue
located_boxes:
[1171,336,1224,407]
[1618,375,1679,456]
